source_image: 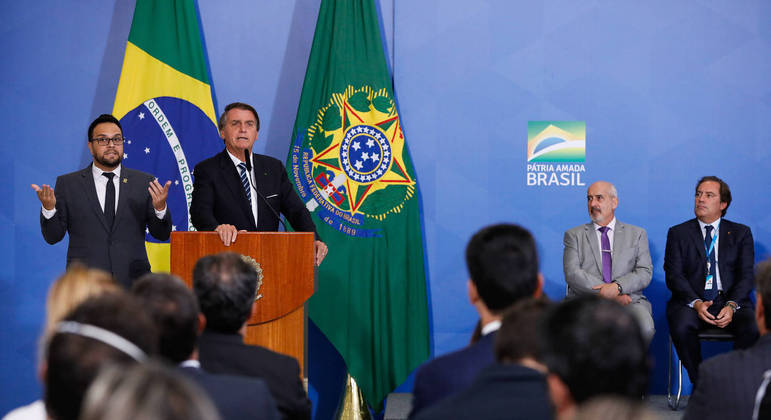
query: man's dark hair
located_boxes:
[87,114,122,142]
[540,296,649,403]
[756,258,771,330]
[495,297,552,363]
[218,102,260,131]
[131,273,199,363]
[465,224,540,312]
[696,175,731,217]
[44,292,157,420]
[193,252,259,334]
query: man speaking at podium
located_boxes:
[190,102,327,265]
[31,114,172,288]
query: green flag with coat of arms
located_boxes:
[286,0,429,410]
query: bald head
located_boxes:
[587,181,618,226]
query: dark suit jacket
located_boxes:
[190,150,317,237]
[410,332,497,417]
[683,334,771,420]
[198,330,311,420]
[40,164,172,288]
[412,363,553,420]
[179,365,280,420]
[664,218,755,309]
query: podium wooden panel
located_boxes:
[170,232,314,376]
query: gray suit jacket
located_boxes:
[40,164,172,288]
[563,221,652,305]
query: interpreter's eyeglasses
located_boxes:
[90,136,125,146]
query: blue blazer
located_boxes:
[410,331,497,418]
[664,218,754,309]
[179,365,280,420]
[412,363,552,420]
[190,150,318,238]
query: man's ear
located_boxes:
[467,279,479,305]
[197,313,207,335]
[38,361,47,384]
[546,373,575,418]
[534,273,544,298]
[756,295,766,335]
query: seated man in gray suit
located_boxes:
[563,181,655,342]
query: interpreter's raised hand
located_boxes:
[148,179,171,211]
[31,184,56,210]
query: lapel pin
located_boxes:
[123,178,128,183]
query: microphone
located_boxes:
[243,149,288,231]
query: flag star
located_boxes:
[138,112,145,120]
[127,140,132,145]
[353,173,361,180]
[174,180,179,185]
[371,153,379,161]
[352,141,361,151]
[354,160,364,170]
[144,147,150,154]
[361,152,370,161]
[366,139,375,148]
[384,150,390,157]
[381,163,388,170]
[171,225,177,231]
[377,169,384,175]
[123,153,128,159]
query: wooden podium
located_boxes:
[169,232,315,375]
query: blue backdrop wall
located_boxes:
[2,0,770,414]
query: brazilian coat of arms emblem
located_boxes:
[290,86,416,237]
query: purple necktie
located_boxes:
[599,226,612,283]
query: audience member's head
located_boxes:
[465,224,542,315]
[193,252,259,334]
[80,361,220,420]
[43,264,119,344]
[131,273,201,363]
[495,297,552,367]
[574,396,657,420]
[539,296,649,419]
[755,258,771,335]
[44,292,157,420]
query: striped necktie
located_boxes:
[237,162,252,205]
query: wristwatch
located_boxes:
[614,281,623,295]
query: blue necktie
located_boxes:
[237,162,252,205]
[704,225,717,301]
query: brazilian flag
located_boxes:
[287,0,429,409]
[112,0,221,270]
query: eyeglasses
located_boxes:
[90,136,125,146]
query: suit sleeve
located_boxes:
[563,229,603,295]
[277,162,320,241]
[614,228,653,294]
[40,175,68,244]
[144,175,172,241]
[190,162,220,231]
[665,226,701,303]
[725,226,754,304]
